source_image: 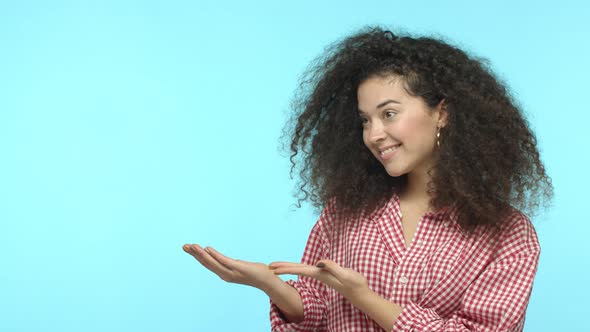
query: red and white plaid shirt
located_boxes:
[270,192,540,331]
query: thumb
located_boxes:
[315,259,346,278]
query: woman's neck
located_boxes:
[400,170,434,210]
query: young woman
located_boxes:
[183,26,553,331]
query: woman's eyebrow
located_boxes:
[358,99,401,114]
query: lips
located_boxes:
[379,144,402,158]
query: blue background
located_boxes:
[1,1,588,331]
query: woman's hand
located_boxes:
[269,259,370,300]
[183,244,280,292]
[271,260,401,330]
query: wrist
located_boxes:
[346,285,375,308]
[259,274,287,295]
[346,287,402,331]
[262,277,305,323]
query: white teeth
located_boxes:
[380,144,401,156]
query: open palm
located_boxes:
[183,244,280,291]
[269,260,370,299]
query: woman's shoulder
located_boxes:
[315,195,383,235]
[501,208,538,240]
[490,208,541,260]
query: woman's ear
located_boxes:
[436,99,449,128]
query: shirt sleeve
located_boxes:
[392,214,541,332]
[269,207,333,332]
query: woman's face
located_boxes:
[357,75,447,178]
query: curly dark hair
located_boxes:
[281,26,553,231]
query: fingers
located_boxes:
[314,259,347,279]
[316,259,369,296]
[268,261,306,269]
[183,244,234,278]
[270,259,365,298]
[269,261,317,275]
[316,259,360,287]
[270,262,319,277]
[205,247,240,270]
[269,261,342,288]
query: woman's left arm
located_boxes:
[272,249,539,331]
[272,214,541,332]
[389,215,541,332]
[393,248,539,331]
[270,259,403,330]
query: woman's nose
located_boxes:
[368,122,386,143]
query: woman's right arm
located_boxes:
[268,215,332,331]
[182,244,304,322]
[184,204,333,331]
[262,277,304,323]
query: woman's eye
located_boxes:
[385,111,396,118]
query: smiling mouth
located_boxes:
[380,144,401,158]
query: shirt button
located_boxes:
[417,240,424,246]
[400,276,408,284]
